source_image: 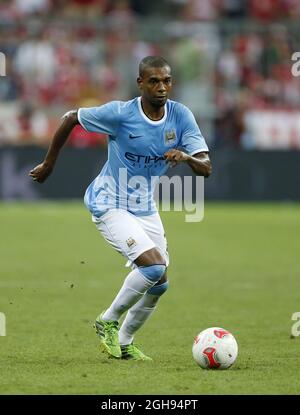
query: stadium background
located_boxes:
[1,0,300,396]
[1,0,300,201]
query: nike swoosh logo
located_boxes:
[129,134,143,139]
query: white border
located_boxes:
[77,108,88,131]
[138,97,167,125]
[190,148,209,156]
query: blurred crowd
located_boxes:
[1,0,300,149]
[1,0,300,21]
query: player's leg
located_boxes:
[101,246,166,322]
[96,246,165,359]
[119,271,168,361]
[118,213,169,360]
[93,209,166,358]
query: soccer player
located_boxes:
[29,56,212,361]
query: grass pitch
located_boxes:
[0,202,299,395]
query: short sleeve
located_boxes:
[180,106,209,155]
[77,101,121,136]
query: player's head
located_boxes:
[137,56,172,107]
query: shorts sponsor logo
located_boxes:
[126,237,136,248]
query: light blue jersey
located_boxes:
[78,97,209,217]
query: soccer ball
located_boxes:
[192,327,238,370]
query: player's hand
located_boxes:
[164,149,190,167]
[29,162,53,183]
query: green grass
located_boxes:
[0,202,300,394]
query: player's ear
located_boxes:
[137,76,143,90]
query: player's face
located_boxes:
[137,66,172,107]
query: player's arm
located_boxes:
[164,150,212,177]
[29,110,79,183]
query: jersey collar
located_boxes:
[137,96,167,125]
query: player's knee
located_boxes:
[157,271,168,285]
[135,247,165,267]
[139,264,166,283]
[147,280,169,296]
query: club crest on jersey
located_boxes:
[164,129,177,145]
[126,237,136,248]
